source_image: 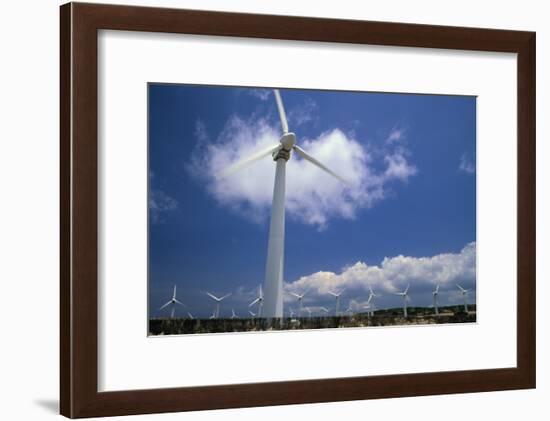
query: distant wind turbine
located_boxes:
[159,285,185,319]
[456,284,470,313]
[206,291,232,319]
[393,284,410,318]
[219,89,347,318]
[363,302,372,317]
[289,307,296,318]
[248,310,257,319]
[249,284,264,317]
[328,289,345,316]
[230,309,239,319]
[432,284,440,315]
[290,290,308,317]
[363,294,375,317]
[368,285,380,308]
[304,307,313,317]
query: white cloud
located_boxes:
[284,242,476,301]
[287,97,318,127]
[189,115,417,229]
[149,189,178,223]
[386,127,405,144]
[384,150,417,181]
[459,153,475,174]
[246,88,271,101]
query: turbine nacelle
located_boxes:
[279,132,296,151]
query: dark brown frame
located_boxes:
[60,2,536,418]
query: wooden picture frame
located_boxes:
[60,2,536,418]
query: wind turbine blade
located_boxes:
[249,298,260,306]
[218,143,281,179]
[159,301,172,310]
[327,291,337,297]
[220,293,232,301]
[290,292,300,298]
[435,284,440,293]
[404,284,410,294]
[173,285,177,299]
[273,89,289,133]
[293,145,349,184]
[206,292,219,301]
[174,299,186,307]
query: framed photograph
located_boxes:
[60,2,536,418]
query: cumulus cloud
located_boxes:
[284,242,476,301]
[459,153,476,174]
[188,114,417,229]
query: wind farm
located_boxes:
[150,281,476,336]
[148,84,477,336]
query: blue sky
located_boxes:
[148,84,476,319]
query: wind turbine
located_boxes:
[320,307,330,316]
[289,307,296,318]
[230,309,239,319]
[159,284,185,319]
[368,285,380,309]
[209,310,216,320]
[249,284,264,317]
[220,89,347,318]
[248,310,257,319]
[456,284,470,313]
[393,284,410,318]
[363,302,372,317]
[432,284,440,315]
[206,292,232,319]
[363,293,376,317]
[290,290,308,317]
[328,289,345,316]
